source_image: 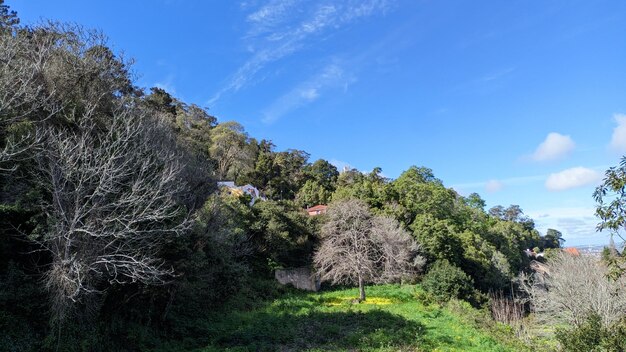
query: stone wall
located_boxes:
[275,267,320,291]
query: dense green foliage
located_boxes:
[556,314,626,352]
[422,260,476,304]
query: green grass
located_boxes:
[170,284,527,352]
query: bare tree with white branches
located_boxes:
[314,199,424,301]
[519,252,626,328]
[0,21,55,172]
[34,102,190,322]
[0,22,132,173]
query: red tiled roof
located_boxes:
[307,205,327,212]
[563,247,580,256]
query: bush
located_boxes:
[421,260,475,303]
[556,314,626,352]
[556,314,603,351]
[603,318,626,351]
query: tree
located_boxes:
[295,159,338,207]
[392,167,455,223]
[304,159,339,190]
[503,204,523,222]
[465,193,486,210]
[489,204,535,231]
[410,214,463,266]
[594,156,626,239]
[519,252,626,328]
[209,121,255,180]
[295,179,332,208]
[267,149,309,200]
[314,199,424,301]
[0,20,55,172]
[488,205,505,219]
[543,228,564,249]
[250,200,317,268]
[0,0,19,30]
[0,20,190,324]
[34,102,190,322]
[332,168,391,211]
[145,87,176,115]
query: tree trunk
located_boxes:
[358,275,366,301]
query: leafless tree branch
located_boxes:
[519,252,626,327]
[314,199,424,301]
[33,102,189,322]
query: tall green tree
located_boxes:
[544,228,564,249]
[250,200,317,269]
[392,166,456,224]
[410,214,463,266]
[304,159,339,189]
[209,121,255,180]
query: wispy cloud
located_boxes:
[246,0,303,35]
[485,179,504,193]
[153,74,177,95]
[208,0,391,105]
[527,207,610,245]
[450,66,516,95]
[479,67,516,82]
[261,63,355,123]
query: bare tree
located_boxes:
[34,102,189,322]
[314,199,424,301]
[371,216,426,284]
[519,252,626,327]
[0,21,55,172]
[0,22,132,173]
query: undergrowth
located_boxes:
[157,284,530,352]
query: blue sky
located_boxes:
[11,0,626,246]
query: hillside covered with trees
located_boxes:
[2,3,624,351]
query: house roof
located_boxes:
[563,247,581,256]
[307,205,328,212]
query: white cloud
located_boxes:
[261,63,354,123]
[531,132,575,161]
[300,88,319,101]
[485,179,503,193]
[610,113,626,153]
[246,0,301,28]
[208,0,390,105]
[545,167,601,191]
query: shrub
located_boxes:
[421,260,474,303]
[556,314,626,352]
[603,318,626,351]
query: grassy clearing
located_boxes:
[175,284,526,352]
